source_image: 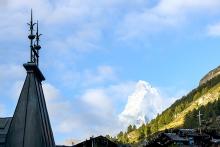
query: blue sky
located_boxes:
[1,0,220,145]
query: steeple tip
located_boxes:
[27,10,42,66]
[25,11,45,81]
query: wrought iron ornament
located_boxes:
[27,10,42,66]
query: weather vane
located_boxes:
[27,9,42,66]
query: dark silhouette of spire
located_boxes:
[5,10,55,147]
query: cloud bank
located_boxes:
[42,79,177,144]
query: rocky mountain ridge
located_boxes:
[200,65,220,86]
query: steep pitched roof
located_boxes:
[0,117,12,146]
[5,63,55,147]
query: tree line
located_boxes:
[113,74,220,144]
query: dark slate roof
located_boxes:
[74,136,117,147]
[211,138,220,144]
[179,129,196,134]
[164,133,188,142]
[0,117,12,145]
[56,145,72,147]
[5,63,55,147]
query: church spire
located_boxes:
[5,10,55,147]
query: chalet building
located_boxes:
[74,136,117,147]
[145,129,220,147]
[0,118,12,147]
[55,136,117,147]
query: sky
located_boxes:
[1,0,220,145]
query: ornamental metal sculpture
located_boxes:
[27,10,42,66]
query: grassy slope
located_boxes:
[160,82,220,130]
[125,80,220,143]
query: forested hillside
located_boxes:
[114,70,220,144]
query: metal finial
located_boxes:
[27,9,36,63]
[31,9,33,23]
[27,9,43,66]
[28,9,36,40]
[35,21,42,50]
[34,21,42,65]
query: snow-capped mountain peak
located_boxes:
[119,80,163,128]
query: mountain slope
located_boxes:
[116,66,220,144]
[160,82,220,130]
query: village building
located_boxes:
[145,129,220,147]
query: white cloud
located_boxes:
[81,89,113,111]
[207,22,220,36]
[154,0,220,16]
[116,11,178,40]
[48,80,178,143]
[10,80,23,100]
[57,117,81,133]
[43,81,135,143]
[63,138,80,146]
[0,64,25,101]
[0,104,5,116]
[1,0,219,73]
[43,83,60,101]
[58,65,117,89]
[0,0,105,66]
[0,0,7,7]
[0,64,24,82]
[116,0,220,40]
[83,65,117,86]
[41,82,67,120]
[1,0,220,59]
